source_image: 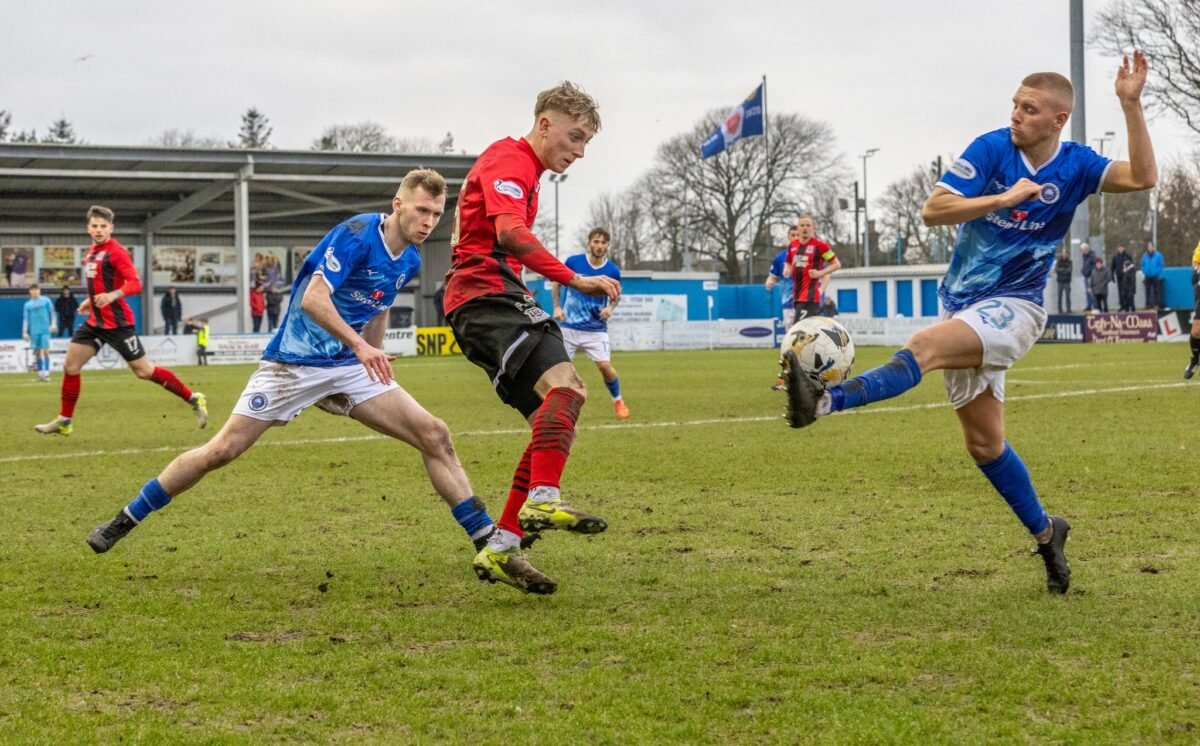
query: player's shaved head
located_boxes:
[535,81,601,133]
[1020,72,1075,113]
[397,169,446,199]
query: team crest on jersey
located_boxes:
[494,179,525,200]
[248,392,269,411]
[395,274,407,289]
[323,246,342,273]
[950,158,976,180]
[1039,182,1061,205]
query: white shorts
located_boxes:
[940,297,1046,409]
[562,327,611,363]
[232,361,398,422]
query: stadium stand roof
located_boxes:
[0,143,476,327]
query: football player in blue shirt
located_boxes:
[23,283,57,382]
[85,170,502,575]
[552,227,629,419]
[786,52,1157,595]
[768,225,799,390]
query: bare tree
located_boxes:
[0,110,10,141]
[147,129,227,148]
[1092,1,1200,137]
[572,187,654,269]
[1153,154,1200,264]
[620,111,846,281]
[313,122,435,153]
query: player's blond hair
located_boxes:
[1021,72,1075,112]
[535,81,601,133]
[397,169,446,198]
[87,205,114,223]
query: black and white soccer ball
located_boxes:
[781,316,855,388]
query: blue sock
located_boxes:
[126,478,173,522]
[976,443,1050,535]
[451,496,494,542]
[829,348,922,412]
[605,377,621,400]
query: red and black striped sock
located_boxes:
[150,366,193,402]
[60,373,81,419]
[498,444,534,536]
[527,386,585,493]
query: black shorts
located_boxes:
[71,323,146,362]
[448,291,570,418]
[791,301,820,326]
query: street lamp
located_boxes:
[1094,131,1115,250]
[859,148,880,267]
[548,173,568,257]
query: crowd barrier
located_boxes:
[2,311,1191,374]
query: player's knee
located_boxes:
[963,434,1003,463]
[133,365,155,380]
[418,417,455,458]
[904,330,936,369]
[204,439,245,469]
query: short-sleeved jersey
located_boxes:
[444,137,543,315]
[936,128,1111,311]
[23,296,54,334]
[786,238,835,304]
[263,213,420,368]
[768,249,793,312]
[83,239,142,329]
[560,253,621,332]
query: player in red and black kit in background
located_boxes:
[445,82,620,594]
[774,215,842,390]
[35,205,207,437]
[782,215,841,325]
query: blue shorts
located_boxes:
[29,332,50,350]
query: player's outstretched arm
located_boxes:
[1103,51,1157,194]
[495,213,619,300]
[300,278,393,383]
[922,180,1043,227]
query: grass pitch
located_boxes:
[1,342,1198,743]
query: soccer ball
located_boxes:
[781,316,855,388]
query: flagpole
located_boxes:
[758,73,768,286]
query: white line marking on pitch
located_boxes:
[1,381,1190,465]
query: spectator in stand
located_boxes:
[265,284,284,332]
[1111,244,1137,312]
[432,281,446,325]
[1141,241,1164,310]
[182,317,201,334]
[55,285,78,337]
[1080,242,1095,311]
[161,286,182,335]
[819,294,838,317]
[250,282,266,333]
[1090,255,1111,312]
[262,254,282,289]
[1053,246,1073,313]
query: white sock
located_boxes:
[816,392,833,417]
[528,485,560,504]
[487,528,521,551]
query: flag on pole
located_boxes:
[700,82,765,159]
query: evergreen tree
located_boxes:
[235,107,273,149]
[42,117,80,144]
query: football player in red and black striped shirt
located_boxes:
[445,82,620,594]
[35,205,207,436]
[782,215,841,325]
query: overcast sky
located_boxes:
[3,0,1193,251]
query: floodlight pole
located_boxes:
[860,148,879,267]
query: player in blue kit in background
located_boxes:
[23,284,57,382]
[785,53,1158,595]
[85,170,502,568]
[552,227,629,419]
